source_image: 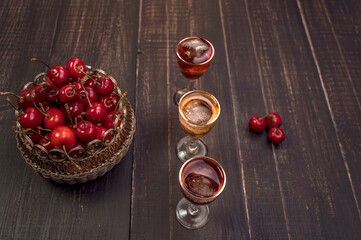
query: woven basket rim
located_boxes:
[16,97,136,184]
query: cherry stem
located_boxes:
[12,127,48,140]
[62,145,82,171]
[39,88,47,93]
[80,112,95,124]
[79,115,87,128]
[261,114,269,119]
[37,126,52,132]
[11,126,21,135]
[79,81,93,107]
[68,86,77,95]
[112,91,127,120]
[27,128,48,139]
[269,116,279,135]
[76,67,101,86]
[5,97,18,110]
[0,92,23,99]
[64,104,74,126]
[107,99,117,105]
[38,102,45,113]
[31,98,49,118]
[71,93,86,97]
[74,117,78,129]
[30,58,50,69]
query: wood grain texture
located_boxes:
[130,0,172,239]
[222,0,361,239]
[0,0,360,239]
[168,0,250,239]
[298,0,361,218]
[130,0,251,239]
[0,0,139,239]
[220,0,292,239]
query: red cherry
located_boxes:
[72,82,83,92]
[39,101,51,112]
[49,126,76,150]
[85,102,107,124]
[19,107,42,129]
[37,133,54,152]
[265,113,282,128]
[68,141,86,158]
[96,126,111,142]
[17,89,33,109]
[0,90,33,109]
[32,85,48,102]
[43,108,65,130]
[78,86,98,107]
[59,84,79,103]
[103,111,121,129]
[61,102,84,122]
[45,76,57,90]
[30,58,70,88]
[66,58,86,79]
[99,93,120,112]
[96,77,114,96]
[66,122,77,131]
[29,86,46,105]
[75,120,97,142]
[26,128,42,144]
[268,127,285,144]
[249,116,267,132]
[46,88,60,103]
[84,77,98,89]
[16,87,43,109]
[47,66,70,88]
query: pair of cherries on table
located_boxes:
[249,113,285,144]
[2,57,125,160]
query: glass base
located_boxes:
[176,136,207,162]
[176,198,210,229]
[173,87,188,106]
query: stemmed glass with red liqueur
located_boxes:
[173,37,214,105]
[176,156,226,229]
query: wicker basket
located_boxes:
[14,66,136,184]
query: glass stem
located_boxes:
[187,203,200,216]
[187,80,196,91]
[186,137,199,154]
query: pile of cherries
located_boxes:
[1,57,126,160]
[248,113,285,144]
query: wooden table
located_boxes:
[0,0,360,239]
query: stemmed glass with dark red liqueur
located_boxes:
[173,37,214,105]
[176,156,226,229]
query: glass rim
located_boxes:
[176,36,215,66]
[178,90,221,127]
[178,156,227,202]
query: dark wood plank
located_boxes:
[168,0,250,239]
[131,0,250,239]
[0,0,139,239]
[219,0,292,238]
[298,0,361,216]
[222,0,361,239]
[129,0,172,239]
[0,1,63,238]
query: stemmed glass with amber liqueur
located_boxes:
[173,37,214,105]
[176,156,226,229]
[176,90,220,162]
